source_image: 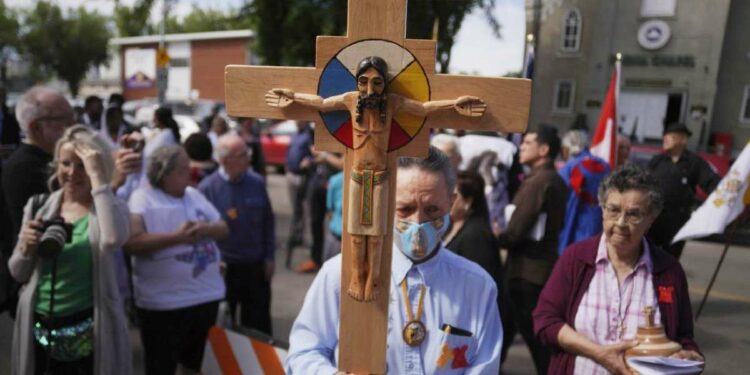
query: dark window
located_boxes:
[562,9,581,52]
[554,80,575,112]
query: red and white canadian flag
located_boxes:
[590,57,621,168]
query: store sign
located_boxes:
[125,48,156,89]
[616,54,695,68]
[638,20,671,50]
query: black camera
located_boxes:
[38,217,73,258]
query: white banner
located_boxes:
[673,140,750,243]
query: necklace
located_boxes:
[400,279,427,347]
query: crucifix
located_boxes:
[225,0,530,373]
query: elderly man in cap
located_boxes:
[647,122,720,259]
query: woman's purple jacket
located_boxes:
[532,234,700,374]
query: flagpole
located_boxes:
[614,52,621,167]
[695,208,749,321]
[522,34,534,78]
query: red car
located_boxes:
[260,120,298,173]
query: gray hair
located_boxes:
[562,130,589,158]
[397,146,456,194]
[214,133,246,160]
[597,164,663,216]
[50,125,114,191]
[147,145,184,189]
[16,86,64,133]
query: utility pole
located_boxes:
[157,0,171,105]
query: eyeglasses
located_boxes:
[603,206,648,224]
[224,150,252,160]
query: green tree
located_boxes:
[240,0,499,72]
[0,0,20,83]
[114,0,155,37]
[21,2,111,95]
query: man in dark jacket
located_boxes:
[497,126,568,375]
[647,123,720,259]
[0,86,73,316]
[2,86,74,237]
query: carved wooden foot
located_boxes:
[348,273,366,301]
[363,274,380,302]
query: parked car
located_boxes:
[260,120,298,173]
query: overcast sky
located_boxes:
[7,0,526,76]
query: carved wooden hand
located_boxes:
[454,96,487,117]
[265,88,295,108]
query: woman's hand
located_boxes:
[74,144,108,188]
[670,350,704,362]
[19,219,43,257]
[593,341,638,375]
[175,221,200,244]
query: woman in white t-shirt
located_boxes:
[124,145,228,375]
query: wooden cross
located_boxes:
[225,0,530,373]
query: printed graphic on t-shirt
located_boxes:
[175,240,219,277]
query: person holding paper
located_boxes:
[533,164,703,374]
[497,126,568,374]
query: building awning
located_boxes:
[110,30,254,46]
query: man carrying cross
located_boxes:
[266,56,485,302]
[285,147,502,374]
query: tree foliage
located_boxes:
[164,8,252,34]
[114,0,155,37]
[240,0,499,72]
[0,0,18,51]
[0,0,19,83]
[21,1,111,95]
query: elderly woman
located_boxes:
[533,164,702,374]
[124,145,228,375]
[9,125,131,374]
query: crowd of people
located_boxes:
[0,86,278,375]
[0,84,717,374]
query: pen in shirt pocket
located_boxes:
[440,324,473,337]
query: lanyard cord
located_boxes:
[400,279,426,322]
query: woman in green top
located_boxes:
[9,125,132,375]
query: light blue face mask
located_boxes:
[394,213,450,261]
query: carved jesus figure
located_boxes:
[266,56,485,301]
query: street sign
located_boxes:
[157,47,171,68]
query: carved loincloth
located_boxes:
[348,168,388,236]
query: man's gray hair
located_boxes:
[147,145,184,189]
[16,86,63,133]
[562,130,589,158]
[397,146,456,194]
[214,133,247,160]
[597,164,663,216]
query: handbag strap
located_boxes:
[30,193,49,219]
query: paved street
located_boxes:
[1,172,749,374]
